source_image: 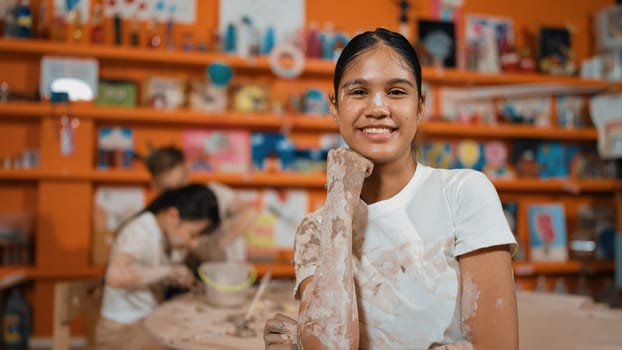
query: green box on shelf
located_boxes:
[96,80,137,107]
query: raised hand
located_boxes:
[326,148,373,200]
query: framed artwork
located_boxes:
[417,19,456,67]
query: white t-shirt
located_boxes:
[294,164,517,349]
[101,212,184,323]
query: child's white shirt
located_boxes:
[294,164,517,349]
[101,212,183,323]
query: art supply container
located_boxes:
[198,262,257,307]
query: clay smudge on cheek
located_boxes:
[461,272,480,339]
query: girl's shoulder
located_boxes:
[117,212,159,241]
[422,164,490,190]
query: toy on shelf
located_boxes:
[15,0,33,38]
[91,3,105,44]
[142,76,185,109]
[189,62,233,112]
[232,84,270,113]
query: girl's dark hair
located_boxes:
[333,28,423,102]
[144,146,186,177]
[144,183,221,233]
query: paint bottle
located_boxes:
[224,22,237,53]
[50,2,66,42]
[113,12,122,45]
[90,3,105,44]
[147,18,161,49]
[306,22,321,58]
[261,26,275,55]
[1,289,30,350]
[36,0,49,39]
[15,0,33,38]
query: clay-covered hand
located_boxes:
[263,313,299,350]
[326,148,374,195]
[167,264,196,288]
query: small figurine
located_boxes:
[90,3,104,44]
[70,7,83,42]
[396,0,411,41]
[147,18,161,48]
[16,0,33,38]
[182,32,193,51]
[36,0,49,39]
[113,11,122,45]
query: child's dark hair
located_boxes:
[333,28,423,103]
[144,183,221,233]
[145,146,185,177]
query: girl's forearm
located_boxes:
[298,189,359,350]
[429,341,474,350]
[106,254,172,289]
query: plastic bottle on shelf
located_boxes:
[90,3,105,45]
[147,18,161,49]
[70,6,83,42]
[15,0,33,38]
[35,0,49,39]
[50,2,66,42]
[1,289,31,350]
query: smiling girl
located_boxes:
[264,28,518,350]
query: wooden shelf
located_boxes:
[0,169,327,187]
[0,264,285,280]
[0,266,104,281]
[0,38,618,87]
[0,102,336,131]
[419,121,599,141]
[1,168,618,192]
[0,101,50,119]
[92,170,327,187]
[3,260,610,282]
[492,178,622,193]
[512,260,615,276]
[421,66,616,88]
[0,102,606,140]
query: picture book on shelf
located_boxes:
[97,127,134,169]
[262,189,308,248]
[528,203,568,261]
[502,202,524,261]
[183,130,251,173]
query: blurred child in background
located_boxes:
[144,145,258,264]
[96,184,220,350]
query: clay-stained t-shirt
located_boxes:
[294,164,517,349]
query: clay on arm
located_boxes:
[297,149,372,350]
[106,252,173,289]
[446,245,518,350]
